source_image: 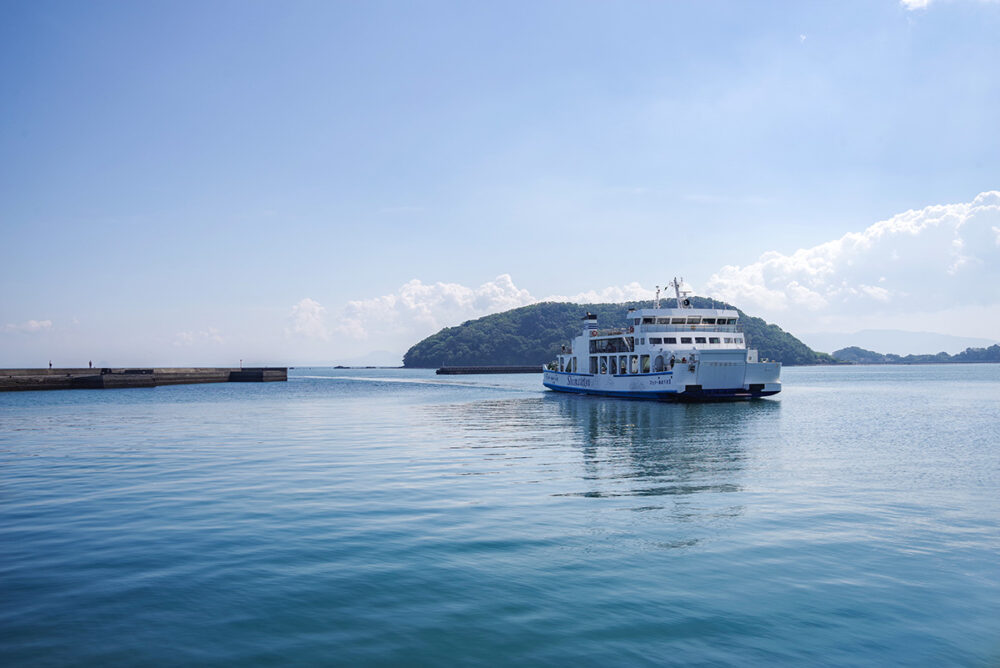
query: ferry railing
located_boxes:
[639,324,742,333]
[592,324,743,336]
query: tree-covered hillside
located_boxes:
[403,298,835,368]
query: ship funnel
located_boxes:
[582,312,597,333]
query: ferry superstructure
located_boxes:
[542,279,781,401]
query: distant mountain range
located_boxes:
[403,298,835,368]
[831,345,1000,365]
[800,329,998,356]
[337,350,405,367]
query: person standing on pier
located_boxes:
[49,360,52,369]
[89,361,92,368]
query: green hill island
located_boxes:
[403,298,836,368]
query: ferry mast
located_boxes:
[668,277,693,309]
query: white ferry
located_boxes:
[543,279,781,401]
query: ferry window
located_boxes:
[559,359,565,372]
[630,355,638,373]
[642,317,654,324]
[671,318,686,324]
[634,318,640,325]
[681,337,692,344]
[702,318,716,325]
[620,355,628,373]
[687,317,701,324]
[640,338,645,345]
[665,337,677,344]
[610,357,618,374]
[656,317,669,324]
[650,337,662,344]
[724,338,733,343]
[736,337,743,344]
[709,337,720,344]
[695,337,707,344]
[572,358,577,372]
[600,357,608,374]
[590,357,598,374]
[728,318,737,325]
[641,355,650,373]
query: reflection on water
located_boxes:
[553,398,781,543]
[421,395,782,544]
[555,397,764,498]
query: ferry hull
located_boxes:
[542,370,780,403]
[543,382,779,402]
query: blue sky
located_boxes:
[2,0,998,366]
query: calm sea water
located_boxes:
[2,365,999,666]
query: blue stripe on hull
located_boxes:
[543,382,779,402]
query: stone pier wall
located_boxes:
[0,367,288,392]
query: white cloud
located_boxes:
[328,275,672,358]
[173,327,224,347]
[901,0,1000,10]
[336,275,536,341]
[2,319,53,333]
[287,298,330,340]
[324,189,1000,360]
[705,190,1000,335]
[544,282,656,304]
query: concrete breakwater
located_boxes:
[436,365,543,375]
[0,367,287,392]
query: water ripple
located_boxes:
[2,366,999,665]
